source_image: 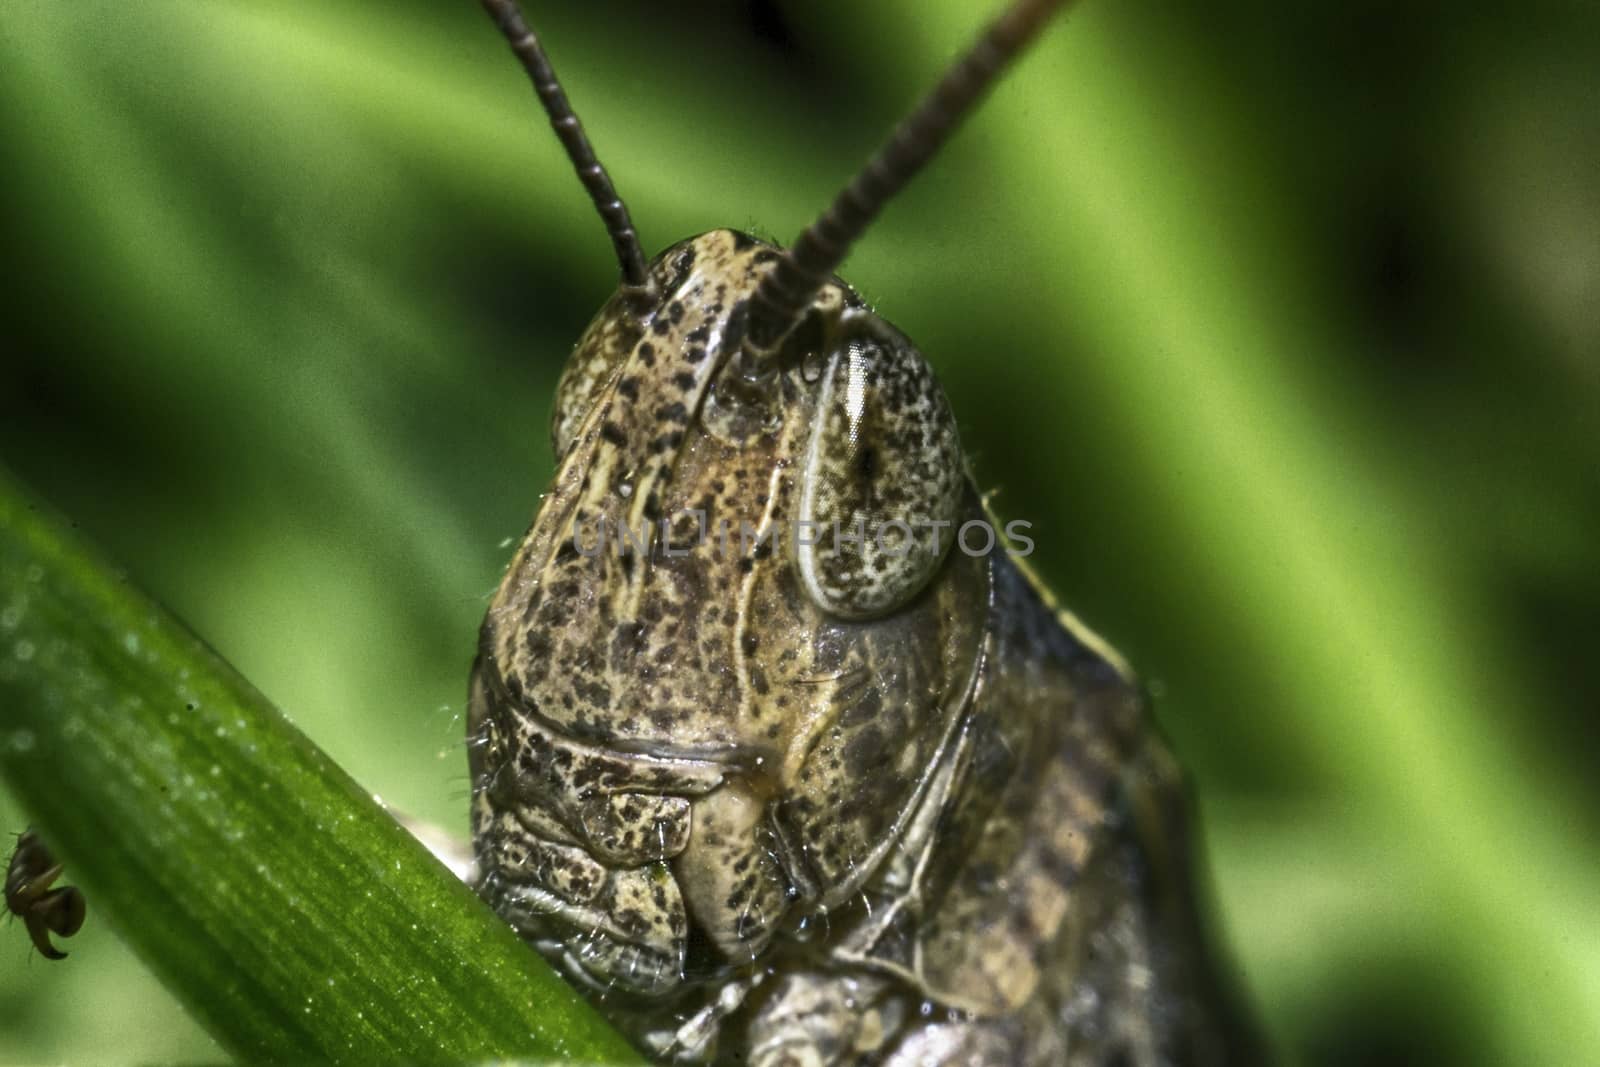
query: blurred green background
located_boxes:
[1,1,1596,1063]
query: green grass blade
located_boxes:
[0,466,640,1065]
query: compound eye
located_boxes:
[796,321,965,619]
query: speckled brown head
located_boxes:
[471,0,1063,999]
[472,222,988,991]
[468,1,1244,1064]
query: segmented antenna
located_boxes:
[480,0,650,289]
[746,0,1073,354]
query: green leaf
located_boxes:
[0,467,641,1065]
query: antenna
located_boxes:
[745,0,1073,355]
[480,0,651,290]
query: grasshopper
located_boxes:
[469,0,1249,1062]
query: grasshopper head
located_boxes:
[473,231,986,997]
[472,0,1069,1036]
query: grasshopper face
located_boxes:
[470,229,988,998]
[470,4,1247,1062]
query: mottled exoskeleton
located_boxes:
[469,1,1250,1063]
[6,829,86,960]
